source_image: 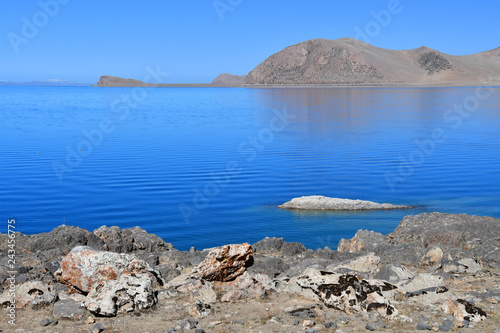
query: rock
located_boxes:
[291,268,398,318]
[441,299,487,323]
[53,299,86,320]
[0,281,58,308]
[39,318,54,327]
[398,273,444,294]
[337,230,386,253]
[282,242,306,256]
[325,321,337,329]
[285,305,318,319]
[334,252,381,274]
[366,321,386,331]
[91,323,105,333]
[278,195,412,210]
[406,286,452,306]
[174,278,216,305]
[388,213,500,251]
[252,237,284,254]
[442,257,483,274]
[374,264,414,284]
[421,247,444,266]
[194,329,206,333]
[416,319,432,330]
[188,302,212,317]
[179,318,198,330]
[303,319,315,327]
[220,271,273,302]
[191,243,253,282]
[93,225,174,253]
[247,256,289,278]
[0,225,106,254]
[55,246,163,316]
[439,318,454,332]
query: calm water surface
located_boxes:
[1,86,499,250]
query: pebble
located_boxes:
[303,319,315,327]
[439,318,454,332]
[324,321,337,329]
[39,318,53,327]
[87,316,95,324]
[91,323,105,333]
[194,329,205,333]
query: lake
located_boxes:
[1,86,499,250]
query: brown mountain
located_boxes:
[245,38,500,86]
[211,73,247,86]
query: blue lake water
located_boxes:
[1,86,499,250]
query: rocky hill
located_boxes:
[245,38,500,86]
[211,73,247,86]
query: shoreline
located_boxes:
[1,212,499,332]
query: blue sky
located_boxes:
[1,0,499,83]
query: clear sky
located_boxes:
[1,0,499,83]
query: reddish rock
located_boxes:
[192,243,253,282]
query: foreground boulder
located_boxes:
[55,246,163,316]
[279,195,412,210]
[283,268,398,318]
[191,243,253,282]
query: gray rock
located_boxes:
[0,225,106,254]
[365,322,377,331]
[279,195,412,210]
[39,318,54,327]
[374,264,414,284]
[53,299,86,320]
[325,321,337,329]
[416,319,432,330]
[179,318,197,330]
[93,225,174,253]
[337,230,387,253]
[439,318,454,332]
[247,256,289,278]
[389,213,500,251]
[194,329,206,333]
[282,242,306,256]
[91,323,105,333]
[252,237,285,254]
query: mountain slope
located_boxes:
[245,38,500,86]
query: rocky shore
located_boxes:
[1,212,499,332]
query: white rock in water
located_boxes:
[278,195,412,210]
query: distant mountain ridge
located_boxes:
[245,38,500,86]
[0,79,89,86]
[94,38,500,87]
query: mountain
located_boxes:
[0,79,89,86]
[245,38,500,86]
[94,74,246,87]
[211,73,247,86]
[95,75,148,87]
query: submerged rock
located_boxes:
[279,195,412,210]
